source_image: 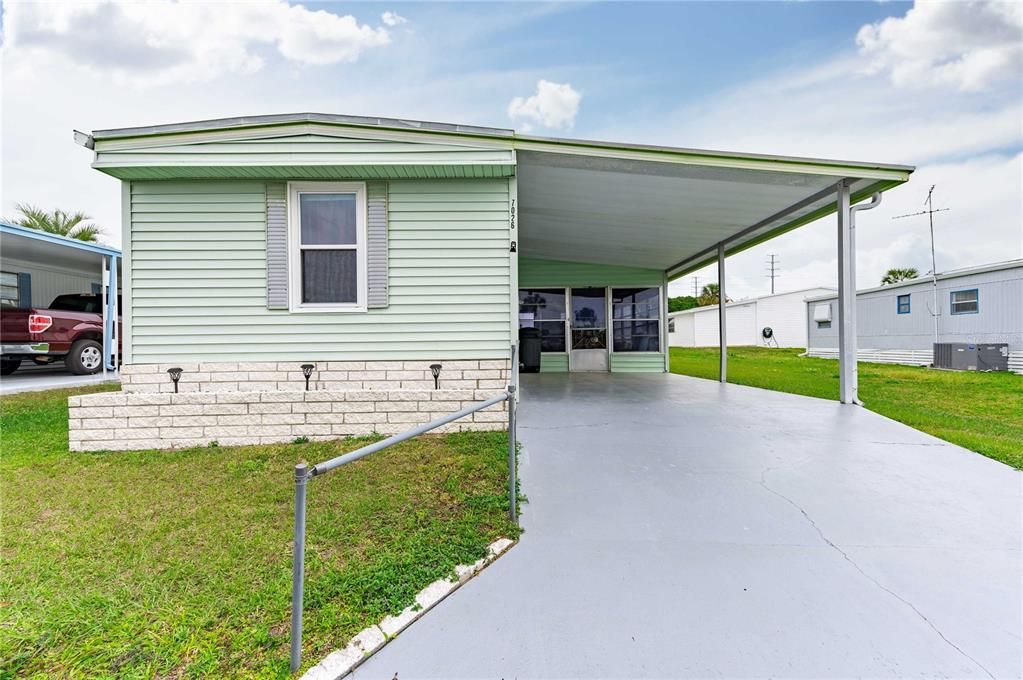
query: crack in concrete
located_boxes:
[759,468,996,680]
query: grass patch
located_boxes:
[1,386,518,678]
[669,346,1023,469]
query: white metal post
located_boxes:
[101,257,108,378]
[718,243,726,383]
[836,181,857,404]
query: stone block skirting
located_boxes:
[120,360,510,393]
[69,389,508,452]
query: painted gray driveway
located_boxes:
[352,373,1021,679]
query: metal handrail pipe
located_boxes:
[311,392,510,477]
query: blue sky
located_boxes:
[2,1,1020,298]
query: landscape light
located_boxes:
[430,364,442,390]
[167,367,183,393]
[301,364,315,391]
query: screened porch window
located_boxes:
[611,287,661,352]
[519,288,567,352]
[288,182,366,311]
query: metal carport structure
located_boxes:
[512,136,913,403]
[0,221,122,374]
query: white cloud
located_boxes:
[381,11,407,27]
[856,1,1023,91]
[508,80,582,130]
[2,0,392,85]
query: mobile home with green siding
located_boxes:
[70,113,911,449]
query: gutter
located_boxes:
[73,130,95,150]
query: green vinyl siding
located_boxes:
[519,257,663,288]
[127,179,512,362]
[610,353,665,373]
[539,353,569,373]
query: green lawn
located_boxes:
[669,347,1023,470]
[0,385,518,678]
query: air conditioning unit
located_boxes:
[933,343,1009,371]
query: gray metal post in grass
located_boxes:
[290,463,310,673]
[508,383,517,522]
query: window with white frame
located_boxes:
[611,287,661,352]
[289,182,367,310]
[0,272,19,307]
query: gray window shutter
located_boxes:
[266,182,288,310]
[366,181,389,309]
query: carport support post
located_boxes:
[836,181,857,404]
[290,463,310,673]
[105,255,118,371]
[717,243,727,383]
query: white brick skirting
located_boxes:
[120,360,510,393]
[69,388,508,452]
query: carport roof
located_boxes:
[76,113,913,278]
[0,222,121,271]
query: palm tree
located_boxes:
[7,204,102,242]
[881,267,919,285]
[697,283,730,306]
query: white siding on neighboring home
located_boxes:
[126,178,512,362]
[670,287,834,348]
[807,265,1023,351]
[0,256,104,308]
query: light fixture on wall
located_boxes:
[430,364,442,390]
[301,364,315,391]
[167,367,182,393]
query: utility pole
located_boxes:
[893,185,950,345]
[765,254,780,294]
[692,276,700,298]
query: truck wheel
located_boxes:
[65,340,103,375]
[0,359,20,376]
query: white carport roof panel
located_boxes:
[516,150,881,272]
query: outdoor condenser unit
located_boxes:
[933,343,1009,371]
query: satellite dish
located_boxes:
[762,327,774,339]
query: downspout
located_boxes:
[847,192,882,405]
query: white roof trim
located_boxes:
[805,259,1023,302]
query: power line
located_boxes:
[765,254,780,294]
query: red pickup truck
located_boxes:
[0,293,121,376]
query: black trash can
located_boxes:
[519,327,542,373]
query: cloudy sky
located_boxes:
[1,1,1020,299]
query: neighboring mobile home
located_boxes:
[68,113,913,450]
[669,287,835,348]
[805,259,1023,372]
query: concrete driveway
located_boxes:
[0,364,119,395]
[352,373,1021,679]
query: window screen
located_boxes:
[0,272,18,307]
[950,289,978,315]
[519,288,567,352]
[612,287,661,352]
[292,187,364,307]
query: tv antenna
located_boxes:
[893,185,950,344]
[765,254,780,294]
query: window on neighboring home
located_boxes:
[668,319,676,333]
[0,272,18,307]
[519,288,567,352]
[288,182,367,311]
[950,288,979,315]
[897,294,911,314]
[611,287,661,352]
[817,320,831,329]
